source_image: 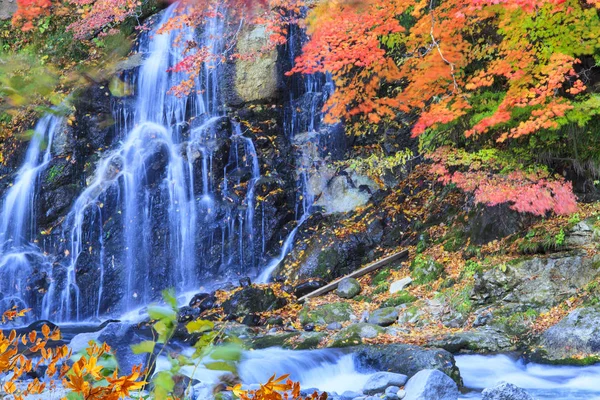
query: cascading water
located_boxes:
[257,22,341,283]
[38,2,269,321]
[0,115,62,318]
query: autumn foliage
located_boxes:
[13,0,600,215]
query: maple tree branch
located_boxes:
[429,0,459,94]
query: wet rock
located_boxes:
[481,382,533,400]
[337,278,361,299]
[299,302,353,325]
[468,204,533,245]
[239,277,252,287]
[293,279,327,298]
[250,332,300,349]
[389,277,412,294]
[241,314,261,327]
[222,287,286,317]
[354,344,462,385]
[368,307,398,327]
[341,391,362,400]
[530,307,600,364]
[403,369,459,400]
[177,306,200,323]
[304,323,315,332]
[363,372,408,395]
[330,323,384,347]
[189,293,217,312]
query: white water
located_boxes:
[457,354,600,399]
[0,114,61,317]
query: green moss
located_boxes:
[411,255,445,285]
[315,248,342,279]
[373,282,390,295]
[443,229,467,252]
[46,164,65,183]
[298,302,353,325]
[372,268,391,286]
[381,291,416,307]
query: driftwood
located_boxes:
[297,249,409,303]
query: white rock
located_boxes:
[390,277,413,294]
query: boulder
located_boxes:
[299,302,353,325]
[222,287,286,317]
[330,323,384,347]
[341,391,363,400]
[481,382,533,400]
[389,277,412,294]
[363,372,408,395]
[428,328,514,353]
[354,344,462,385]
[368,307,398,327]
[530,307,600,364]
[337,278,362,299]
[403,369,459,400]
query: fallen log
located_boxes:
[297,249,409,303]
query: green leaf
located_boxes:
[186,319,214,334]
[210,344,243,362]
[131,340,156,354]
[154,371,175,392]
[204,361,237,373]
[148,306,177,322]
[162,288,178,310]
[66,392,85,400]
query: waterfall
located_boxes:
[0,114,61,318]
[256,22,339,283]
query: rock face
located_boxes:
[337,278,362,299]
[353,344,462,386]
[0,0,16,20]
[472,252,600,308]
[481,382,533,400]
[362,372,408,395]
[231,24,279,104]
[403,369,459,400]
[530,307,600,364]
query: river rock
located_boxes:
[530,306,600,364]
[368,307,398,327]
[363,372,408,395]
[354,344,462,385]
[390,277,412,294]
[403,369,459,400]
[341,391,362,400]
[222,286,285,317]
[481,382,533,400]
[330,323,384,347]
[337,277,362,299]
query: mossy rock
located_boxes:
[299,302,353,325]
[288,332,327,350]
[329,323,384,348]
[411,255,445,285]
[249,332,300,349]
[368,307,398,327]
